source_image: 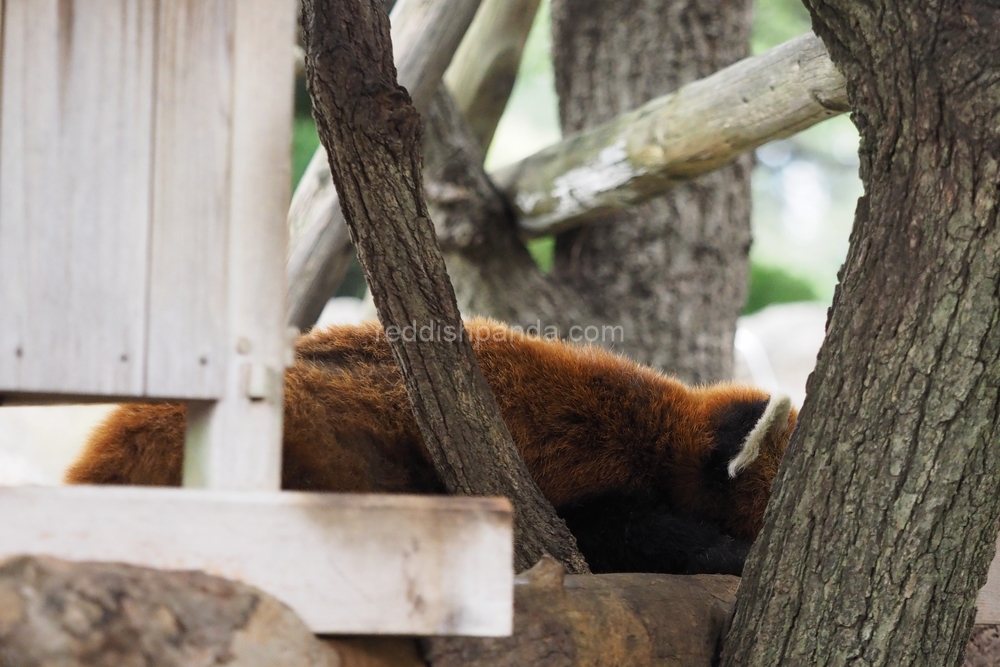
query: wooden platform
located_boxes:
[0,486,514,636]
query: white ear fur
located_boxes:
[727,393,792,478]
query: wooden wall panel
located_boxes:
[145,0,234,399]
[0,0,155,397]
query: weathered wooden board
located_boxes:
[0,486,515,636]
[0,0,155,397]
[145,0,234,400]
[977,547,1000,623]
[181,0,295,491]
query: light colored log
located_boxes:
[0,486,514,636]
[391,0,484,115]
[182,0,296,491]
[443,0,541,150]
[145,0,233,398]
[286,0,483,329]
[425,556,738,666]
[0,0,154,397]
[491,32,849,238]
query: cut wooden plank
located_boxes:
[0,0,154,397]
[181,0,296,491]
[977,545,1000,623]
[0,486,514,636]
[145,0,234,399]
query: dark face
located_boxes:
[723,404,797,540]
[695,393,798,541]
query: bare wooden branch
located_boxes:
[443,0,542,150]
[301,0,589,574]
[492,32,849,238]
[286,0,483,329]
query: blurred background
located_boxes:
[0,0,856,484]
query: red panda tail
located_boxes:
[65,403,186,486]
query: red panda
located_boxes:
[66,318,796,575]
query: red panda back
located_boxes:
[68,318,795,555]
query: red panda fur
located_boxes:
[67,318,796,549]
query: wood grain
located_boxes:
[0,0,155,396]
[0,486,514,636]
[145,0,233,399]
[978,555,1000,624]
[182,0,296,491]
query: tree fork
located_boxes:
[300,0,589,575]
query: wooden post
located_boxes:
[180,0,295,492]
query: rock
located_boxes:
[0,555,339,667]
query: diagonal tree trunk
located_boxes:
[300,0,588,575]
[549,0,754,383]
[722,4,1000,665]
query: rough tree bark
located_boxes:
[722,4,1000,666]
[550,0,753,382]
[299,0,588,574]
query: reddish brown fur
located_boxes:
[67,318,796,541]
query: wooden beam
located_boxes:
[145,0,233,398]
[490,32,849,238]
[181,0,296,491]
[0,486,514,636]
[977,546,1000,624]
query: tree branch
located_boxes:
[492,32,848,237]
[443,0,542,150]
[301,0,589,574]
[286,0,483,329]
[287,31,846,331]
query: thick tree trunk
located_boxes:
[550,0,753,383]
[722,4,1000,666]
[300,0,587,574]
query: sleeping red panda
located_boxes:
[66,318,796,575]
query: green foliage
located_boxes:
[744,262,819,314]
[292,117,321,188]
[751,0,813,54]
[527,236,555,273]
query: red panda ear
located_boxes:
[707,397,768,481]
[726,394,793,478]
